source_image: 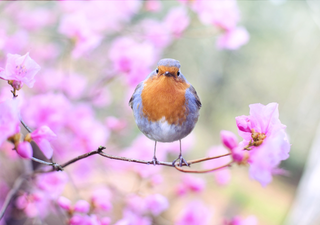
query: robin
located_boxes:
[129,58,201,167]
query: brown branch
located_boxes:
[187,153,231,165]
[20,119,32,133]
[174,160,234,173]
[32,147,233,173]
[0,147,235,218]
[98,151,174,167]
[0,175,26,220]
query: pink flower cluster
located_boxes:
[189,0,249,50]
[15,172,68,218]
[0,52,40,89]
[17,125,56,159]
[58,189,113,225]
[221,103,290,186]
[175,201,211,225]
[21,93,109,160]
[0,97,56,159]
[224,215,258,225]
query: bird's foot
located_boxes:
[152,156,160,166]
[172,154,189,167]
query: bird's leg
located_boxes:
[172,140,189,167]
[152,141,159,165]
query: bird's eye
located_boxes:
[156,68,159,73]
[177,71,180,76]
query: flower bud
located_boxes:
[74,200,90,213]
[220,130,238,150]
[231,146,249,165]
[235,116,252,132]
[8,80,23,90]
[100,217,111,225]
[17,142,32,159]
[57,196,72,211]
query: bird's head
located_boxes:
[155,58,182,80]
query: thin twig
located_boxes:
[174,161,234,173]
[32,147,233,173]
[0,175,26,220]
[61,147,105,168]
[20,119,32,133]
[98,151,174,167]
[0,148,235,218]
[31,157,55,166]
[187,153,231,165]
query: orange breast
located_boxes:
[141,75,190,125]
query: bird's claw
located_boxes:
[172,155,189,167]
[152,156,160,166]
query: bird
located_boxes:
[129,58,201,167]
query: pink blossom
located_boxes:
[60,73,87,99]
[58,12,102,58]
[19,192,50,218]
[74,200,90,214]
[66,104,110,153]
[0,99,20,146]
[15,193,28,210]
[145,0,162,12]
[22,93,71,131]
[36,172,68,198]
[175,201,211,225]
[109,37,157,86]
[114,209,151,225]
[69,215,83,225]
[231,145,248,164]
[17,142,32,159]
[235,115,252,133]
[216,27,250,50]
[91,188,112,212]
[214,169,231,186]
[59,1,141,33]
[31,125,56,159]
[126,194,147,215]
[69,214,100,225]
[182,174,206,193]
[90,87,112,108]
[192,0,240,31]
[0,53,41,88]
[15,8,56,31]
[2,30,29,55]
[139,19,172,48]
[164,6,190,38]
[145,194,169,216]
[100,217,111,225]
[225,215,258,225]
[105,116,127,132]
[236,103,290,186]
[32,69,63,93]
[149,174,163,186]
[57,196,72,211]
[220,130,238,150]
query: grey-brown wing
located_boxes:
[129,82,143,109]
[188,85,202,109]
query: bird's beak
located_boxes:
[164,71,173,77]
